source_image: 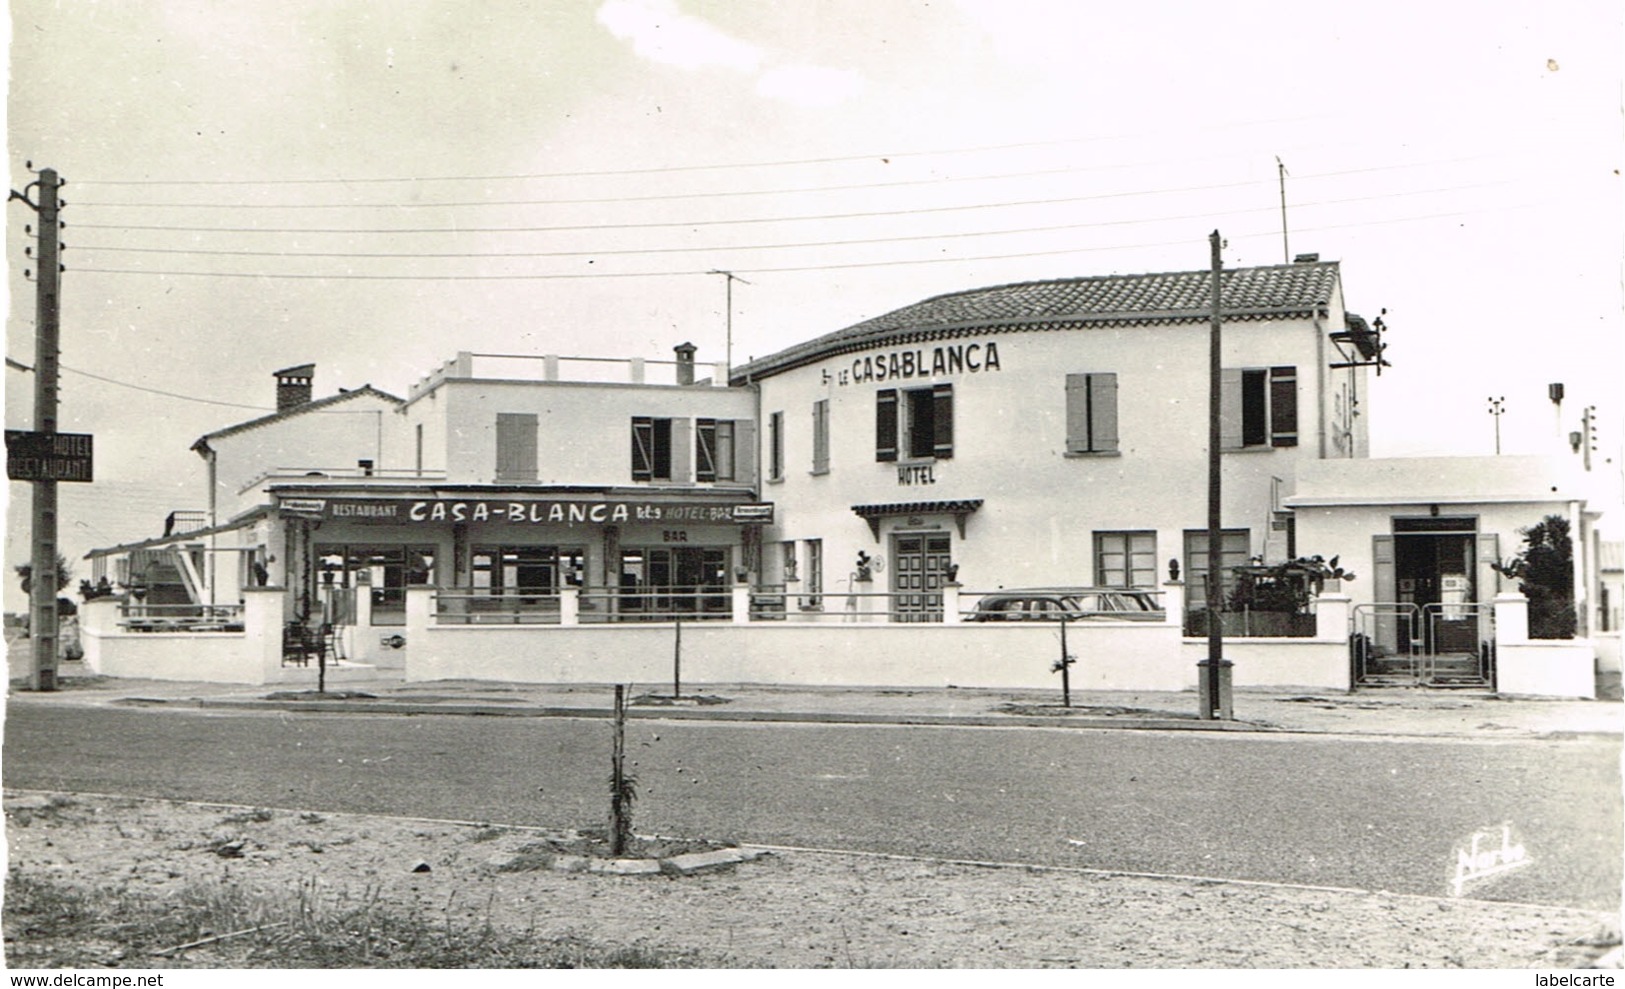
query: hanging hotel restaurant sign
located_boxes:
[6,430,93,482]
[281,496,774,526]
[824,340,1003,387]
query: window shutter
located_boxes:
[932,384,954,459]
[1090,373,1118,453]
[631,417,652,481]
[733,420,757,487]
[1065,374,1089,453]
[1270,366,1298,447]
[1218,369,1244,450]
[670,417,692,483]
[875,389,898,462]
[652,418,672,480]
[495,413,538,482]
[812,400,829,473]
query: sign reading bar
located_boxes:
[290,496,774,526]
[6,430,93,482]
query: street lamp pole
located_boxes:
[1487,396,1506,455]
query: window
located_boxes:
[876,385,953,461]
[631,417,672,481]
[471,545,585,597]
[314,544,435,626]
[697,419,736,482]
[1095,531,1156,587]
[495,413,538,482]
[811,399,829,474]
[768,411,784,481]
[1221,366,1297,449]
[781,540,798,582]
[1066,373,1119,454]
[1183,529,1251,611]
[805,538,823,609]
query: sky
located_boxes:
[4,0,1622,611]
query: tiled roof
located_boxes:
[191,385,403,451]
[734,261,1340,381]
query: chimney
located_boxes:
[673,342,697,385]
[275,364,315,412]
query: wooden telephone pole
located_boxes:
[10,166,64,691]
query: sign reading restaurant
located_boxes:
[280,496,773,526]
[825,340,1002,387]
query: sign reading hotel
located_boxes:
[285,497,773,526]
[825,340,1002,387]
[6,430,94,482]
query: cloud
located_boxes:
[597,1,863,106]
[596,0,762,73]
[757,64,866,108]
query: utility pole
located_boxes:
[1487,396,1506,455]
[10,166,64,691]
[709,269,749,376]
[1276,157,1290,264]
[1203,230,1231,720]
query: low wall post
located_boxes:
[1162,579,1185,630]
[732,584,750,624]
[405,586,434,680]
[560,585,580,626]
[243,586,286,684]
[942,582,962,624]
[1494,592,1530,645]
[1315,592,1352,641]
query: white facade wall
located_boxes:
[206,392,400,521]
[407,379,756,487]
[754,312,1365,596]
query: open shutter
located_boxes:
[670,417,692,484]
[654,419,673,480]
[1090,373,1118,453]
[1476,531,1500,649]
[1270,366,1298,447]
[1065,374,1089,453]
[875,389,898,462]
[734,420,757,487]
[1218,368,1243,450]
[631,417,652,481]
[1372,534,1397,654]
[495,413,538,482]
[932,383,954,459]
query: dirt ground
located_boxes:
[4,790,1619,969]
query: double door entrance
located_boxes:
[1357,517,1498,687]
[892,533,952,622]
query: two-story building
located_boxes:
[732,258,1375,621]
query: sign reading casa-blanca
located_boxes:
[282,497,773,526]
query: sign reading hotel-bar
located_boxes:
[283,497,774,525]
[5,430,93,482]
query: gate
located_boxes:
[1351,602,1495,688]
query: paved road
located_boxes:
[4,705,1619,909]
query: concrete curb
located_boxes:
[134,695,1261,733]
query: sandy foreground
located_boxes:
[3,790,1619,970]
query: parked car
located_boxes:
[967,587,1165,622]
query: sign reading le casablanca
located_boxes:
[280,496,773,526]
[5,430,93,482]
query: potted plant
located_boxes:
[1190,555,1354,637]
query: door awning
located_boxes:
[851,499,983,540]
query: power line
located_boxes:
[66,158,1527,238]
[69,119,1329,187]
[68,200,1551,283]
[69,180,1519,263]
[70,164,1099,210]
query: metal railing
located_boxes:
[118,603,245,632]
[435,586,564,625]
